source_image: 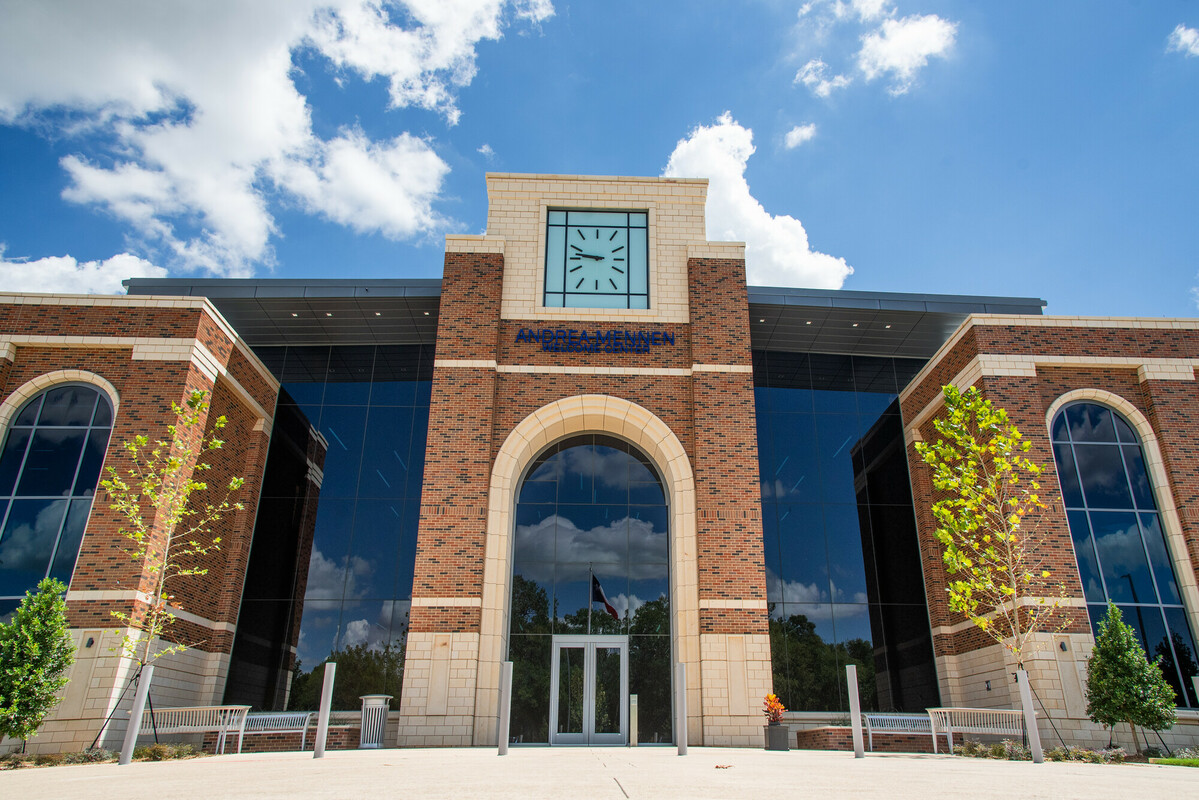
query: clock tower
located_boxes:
[397,174,770,748]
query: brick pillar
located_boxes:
[687,256,771,745]
[398,250,504,745]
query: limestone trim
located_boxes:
[498,365,691,377]
[687,242,745,260]
[472,394,700,745]
[0,341,13,362]
[0,292,278,392]
[434,359,499,369]
[1,334,272,434]
[900,313,1199,408]
[699,598,768,610]
[411,597,483,607]
[445,234,506,254]
[0,369,120,432]
[904,353,1199,438]
[930,596,1087,637]
[1044,389,1199,644]
[65,590,236,633]
[434,360,751,377]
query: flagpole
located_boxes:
[588,563,593,635]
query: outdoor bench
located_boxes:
[243,711,316,750]
[860,712,938,751]
[926,707,1028,754]
[136,705,251,754]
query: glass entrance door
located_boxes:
[549,635,628,745]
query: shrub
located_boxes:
[954,739,1032,760]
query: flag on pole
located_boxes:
[591,574,619,620]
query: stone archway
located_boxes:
[472,395,698,745]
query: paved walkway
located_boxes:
[1,746,1193,799]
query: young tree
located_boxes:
[100,389,244,668]
[914,384,1067,669]
[0,578,75,751]
[1085,603,1175,752]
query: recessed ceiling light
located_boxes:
[375,312,382,316]
[885,324,892,329]
[325,312,333,317]
[852,323,859,327]
[423,311,430,316]
[290,313,298,317]
[758,318,765,323]
[805,320,812,325]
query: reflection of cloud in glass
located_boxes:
[535,446,645,487]
[0,500,67,570]
[340,600,410,652]
[766,569,866,620]
[513,514,666,582]
[304,546,373,600]
[1093,522,1145,572]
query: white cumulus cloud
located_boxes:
[1168,24,1199,57]
[857,13,957,95]
[0,1,552,277]
[0,245,166,294]
[795,58,853,97]
[663,113,852,289]
[793,3,956,98]
[477,143,497,161]
[784,123,818,149]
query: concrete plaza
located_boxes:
[1,746,1193,799]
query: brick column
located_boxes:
[398,250,504,745]
[687,255,771,745]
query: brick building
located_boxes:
[1,174,1196,753]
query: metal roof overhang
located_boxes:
[124,278,1046,359]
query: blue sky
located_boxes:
[0,1,1196,316]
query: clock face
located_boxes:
[544,210,648,309]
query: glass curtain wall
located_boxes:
[754,351,939,713]
[1051,402,1199,707]
[225,345,432,710]
[509,434,671,743]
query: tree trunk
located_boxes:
[1127,719,1141,754]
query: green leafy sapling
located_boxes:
[100,390,244,667]
[914,384,1068,668]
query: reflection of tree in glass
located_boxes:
[509,635,549,743]
[768,607,876,712]
[559,651,585,733]
[629,597,672,743]
[511,573,551,633]
[287,642,403,711]
[1154,631,1199,705]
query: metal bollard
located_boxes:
[846,664,864,758]
[313,662,336,759]
[629,694,638,747]
[498,661,513,756]
[118,664,154,766]
[676,663,687,755]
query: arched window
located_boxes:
[508,434,670,744]
[1051,402,1199,708]
[0,384,113,613]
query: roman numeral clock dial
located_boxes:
[545,210,648,309]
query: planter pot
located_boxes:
[764,723,790,751]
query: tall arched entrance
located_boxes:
[507,434,671,744]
